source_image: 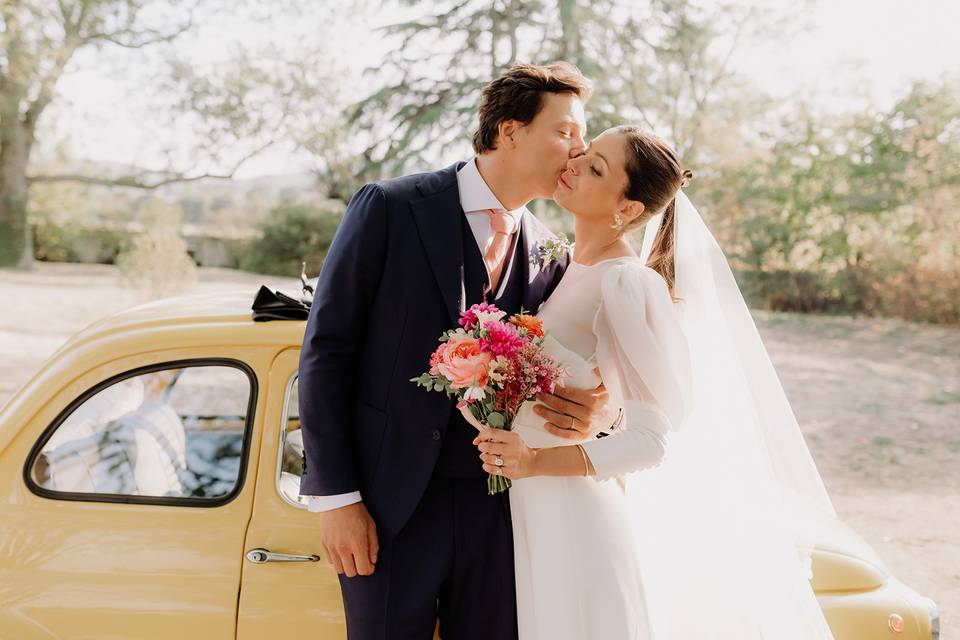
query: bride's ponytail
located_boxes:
[616,123,691,299]
[645,197,678,298]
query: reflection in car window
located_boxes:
[31,364,251,501]
[277,374,308,508]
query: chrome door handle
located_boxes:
[246,547,320,564]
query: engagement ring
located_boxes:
[495,457,504,467]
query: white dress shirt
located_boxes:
[305,158,527,512]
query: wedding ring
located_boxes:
[495,457,504,467]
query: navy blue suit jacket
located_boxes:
[298,161,570,539]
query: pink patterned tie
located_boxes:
[483,208,518,293]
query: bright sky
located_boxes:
[44,0,960,180]
[739,0,960,109]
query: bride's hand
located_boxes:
[473,428,537,480]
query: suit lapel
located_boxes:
[411,168,466,326]
[410,163,556,323]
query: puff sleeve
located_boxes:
[579,262,693,481]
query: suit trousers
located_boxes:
[337,470,519,640]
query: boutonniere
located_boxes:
[538,232,572,267]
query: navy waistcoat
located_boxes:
[434,213,526,477]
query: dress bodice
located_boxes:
[537,256,642,358]
[512,256,640,448]
[511,252,692,482]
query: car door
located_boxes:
[237,348,447,640]
[236,347,347,639]
[0,345,270,639]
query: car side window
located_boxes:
[277,373,308,508]
[28,362,254,505]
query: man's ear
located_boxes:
[497,119,521,149]
[620,199,645,224]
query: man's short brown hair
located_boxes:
[471,61,592,154]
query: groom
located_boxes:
[298,61,616,639]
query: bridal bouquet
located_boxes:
[411,303,570,494]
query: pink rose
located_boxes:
[428,343,447,375]
[437,335,493,389]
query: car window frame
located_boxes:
[22,357,259,509]
[275,371,305,510]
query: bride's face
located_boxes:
[553,129,634,222]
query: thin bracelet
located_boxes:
[575,444,590,477]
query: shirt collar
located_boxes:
[457,157,527,225]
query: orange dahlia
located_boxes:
[509,313,544,338]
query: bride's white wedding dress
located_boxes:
[505,191,838,640]
[509,255,691,640]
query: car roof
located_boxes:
[91,290,266,326]
[59,289,308,355]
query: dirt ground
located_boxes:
[3,262,958,636]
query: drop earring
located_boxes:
[610,212,624,232]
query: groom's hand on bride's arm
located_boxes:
[534,367,611,440]
[315,502,379,578]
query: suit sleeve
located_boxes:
[298,183,388,496]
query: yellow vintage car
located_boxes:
[0,288,940,639]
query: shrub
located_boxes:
[33,221,128,264]
[238,202,344,277]
[116,229,198,301]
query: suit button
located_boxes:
[431,429,441,441]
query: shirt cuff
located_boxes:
[595,406,624,439]
[304,491,363,512]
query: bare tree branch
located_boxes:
[85,19,194,49]
[27,139,275,189]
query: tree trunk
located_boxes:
[0,124,33,269]
[507,0,519,65]
[558,0,582,68]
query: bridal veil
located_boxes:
[626,191,836,639]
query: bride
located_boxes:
[471,125,837,639]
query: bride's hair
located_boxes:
[616,126,692,298]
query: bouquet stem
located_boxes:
[483,415,513,495]
[488,473,512,495]
[461,404,515,495]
